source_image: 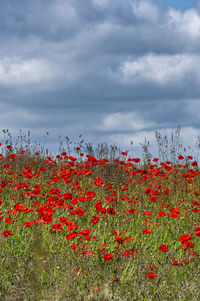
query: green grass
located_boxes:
[0,128,199,300]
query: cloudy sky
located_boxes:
[0,0,200,162]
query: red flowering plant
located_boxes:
[0,131,199,300]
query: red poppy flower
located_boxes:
[79,196,86,202]
[121,152,127,156]
[158,244,169,252]
[82,250,94,256]
[107,208,116,215]
[63,193,73,200]
[59,217,68,223]
[86,191,96,198]
[195,229,200,237]
[2,230,13,237]
[100,248,107,254]
[66,232,78,239]
[127,208,137,215]
[115,235,124,244]
[144,187,151,194]
[79,229,92,235]
[5,217,15,224]
[76,209,86,216]
[143,227,152,234]
[52,223,64,231]
[70,244,77,250]
[179,234,192,243]
[91,216,99,225]
[23,172,33,179]
[171,259,181,266]
[146,272,158,279]
[102,253,114,261]
[133,158,141,163]
[23,221,33,228]
[94,177,105,187]
[192,161,198,166]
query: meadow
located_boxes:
[0,129,199,301]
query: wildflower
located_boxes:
[91,215,99,225]
[113,278,119,283]
[63,192,73,200]
[192,161,198,166]
[102,253,114,261]
[122,248,135,257]
[195,228,200,237]
[100,248,107,254]
[79,229,92,235]
[52,223,64,231]
[121,152,127,156]
[23,171,33,179]
[86,190,96,199]
[70,244,77,250]
[179,234,192,243]
[59,217,68,223]
[171,259,181,266]
[158,244,169,252]
[2,230,13,237]
[144,187,151,194]
[146,272,158,279]
[133,158,141,163]
[23,221,33,227]
[5,217,15,224]
[66,232,78,239]
[82,250,94,256]
[76,209,86,216]
[94,177,105,187]
[115,235,124,244]
[107,207,116,215]
[143,227,152,234]
[182,241,194,251]
[127,208,137,215]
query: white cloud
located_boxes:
[120,53,200,84]
[53,0,77,20]
[184,99,200,119]
[0,105,41,127]
[96,112,157,131]
[108,130,155,147]
[179,126,200,147]
[0,57,53,86]
[131,0,159,22]
[93,0,109,8]
[167,7,200,39]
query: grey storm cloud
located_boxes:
[0,0,200,158]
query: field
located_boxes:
[0,130,199,300]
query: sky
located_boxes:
[1,0,200,162]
